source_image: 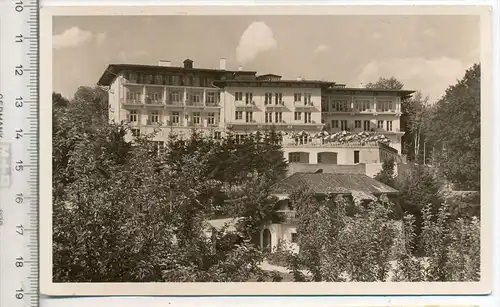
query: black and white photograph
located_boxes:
[40,5,494,296]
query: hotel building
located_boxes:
[97,58,414,170]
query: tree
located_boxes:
[374,157,396,188]
[395,164,443,252]
[284,191,399,282]
[403,91,433,163]
[52,88,131,202]
[365,77,404,90]
[52,90,290,281]
[426,64,480,190]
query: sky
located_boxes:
[52,15,480,102]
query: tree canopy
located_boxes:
[426,64,481,190]
[52,87,289,282]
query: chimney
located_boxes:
[219,57,226,70]
[158,60,171,67]
[238,65,243,71]
[183,59,193,69]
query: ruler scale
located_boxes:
[0,1,39,307]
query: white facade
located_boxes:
[103,60,410,164]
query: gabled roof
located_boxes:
[270,172,399,196]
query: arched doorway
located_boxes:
[262,229,272,251]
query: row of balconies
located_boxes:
[235,100,316,108]
[121,98,220,107]
[130,119,220,127]
[322,108,399,114]
[230,119,318,125]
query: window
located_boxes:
[190,92,201,103]
[171,111,180,125]
[275,93,283,104]
[275,112,283,123]
[146,92,162,104]
[131,128,140,137]
[171,75,181,86]
[245,92,253,104]
[192,112,201,125]
[207,112,216,125]
[294,93,302,102]
[144,74,153,84]
[127,72,138,83]
[149,110,160,124]
[126,91,141,102]
[355,120,361,129]
[291,233,298,243]
[154,74,164,85]
[170,90,181,102]
[193,76,200,87]
[317,153,322,163]
[304,93,312,105]
[363,120,370,131]
[377,120,384,129]
[245,111,253,123]
[355,100,370,112]
[386,120,393,131]
[331,120,339,129]
[128,110,138,122]
[289,152,301,163]
[235,92,243,101]
[377,100,394,112]
[294,112,302,121]
[214,131,222,140]
[265,112,273,123]
[354,150,360,164]
[206,92,216,104]
[235,111,243,120]
[265,92,273,105]
[304,112,312,123]
[341,120,348,130]
[332,100,349,112]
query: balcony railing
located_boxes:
[294,101,314,107]
[205,101,220,107]
[265,101,285,106]
[145,98,164,105]
[166,100,184,106]
[185,101,204,107]
[121,98,142,105]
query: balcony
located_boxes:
[165,100,184,108]
[276,210,297,224]
[121,98,143,107]
[235,100,256,110]
[204,101,221,108]
[185,101,204,108]
[144,98,164,107]
[265,102,286,109]
[294,101,315,109]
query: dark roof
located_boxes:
[271,172,399,195]
[97,63,258,86]
[326,87,415,98]
[213,79,336,87]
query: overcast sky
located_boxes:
[53,15,480,102]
